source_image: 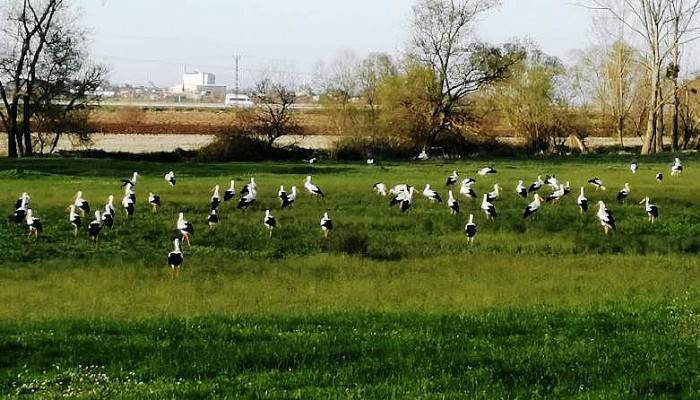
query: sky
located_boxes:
[76,0,596,88]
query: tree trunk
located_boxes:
[656,99,664,152]
[6,124,18,158]
[617,116,625,148]
[671,82,680,151]
[641,70,659,155]
[21,95,33,157]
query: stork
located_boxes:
[148,193,161,213]
[656,173,664,183]
[210,185,221,211]
[464,214,477,244]
[224,180,236,202]
[121,193,134,218]
[524,194,543,218]
[422,184,442,203]
[320,212,333,238]
[545,184,566,203]
[516,180,527,198]
[13,196,28,224]
[237,185,256,211]
[630,161,638,174]
[577,187,588,213]
[616,183,631,203]
[528,176,544,193]
[639,197,659,224]
[588,177,606,191]
[596,201,616,235]
[167,239,184,279]
[280,186,296,209]
[486,184,502,202]
[207,209,219,230]
[481,194,497,220]
[88,211,103,244]
[671,157,683,176]
[544,175,559,189]
[165,171,176,187]
[15,192,31,210]
[68,205,81,237]
[447,190,460,215]
[304,176,325,197]
[177,212,194,246]
[477,166,497,176]
[121,172,138,188]
[373,182,387,196]
[240,178,256,197]
[263,209,276,238]
[459,179,477,199]
[389,186,415,213]
[445,171,459,187]
[72,191,90,216]
[26,209,42,239]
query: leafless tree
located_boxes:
[0,0,105,158]
[411,0,523,147]
[251,78,300,150]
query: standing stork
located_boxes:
[459,179,477,199]
[671,157,683,176]
[528,176,544,193]
[464,214,477,244]
[320,212,333,238]
[596,201,616,235]
[124,184,136,204]
[121,172,139,188]
[486,184,502,202]
[281,186,297,209]
[630,161,638,174]
[165,171,176,187]
[545,184,565,203]
[68,205,81,237]
[373,182,387,196]
[390,186,415,213]
[240,178,256,197]
[73,191,90,216]
[210,185,221,211]
[105,195,116,218]
[26,209,42,239]
[237,185,257,211]
[224,180,236,202]
[588,177,607,191]
[148,193,161,213]
[167,239,184,279]
[304,176,325,197]
[639,197,659,224]
[481,194,497,220]
[516,180,527,198]
[616,183,631,203]
[445,171,459,187]
[263,209,276,238]
[207,209,219,230]
[477,166,497,176]
[523,194,544,219]
[15,192,31,210]
[88,211,103,244]
[177,212,194,246]
[656,173,664,183]
[121,193,135,218]
[14,196,28,224]
[447,190,460,215]
[422,184,442,203]
[577,187,588,213]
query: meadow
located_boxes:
[0,155,698,398]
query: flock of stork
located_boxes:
[8,157,686,276]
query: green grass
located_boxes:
[0,155,698,398]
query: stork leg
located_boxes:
[268,229,273,239]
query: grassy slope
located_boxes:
[0,156,698,398]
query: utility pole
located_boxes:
[233,54,241,94]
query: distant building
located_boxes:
[171,71,226,100]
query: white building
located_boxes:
[171,71,226,100]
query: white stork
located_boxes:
[630,161,638,174]
[121,172,138,188]
[389,186,415,213]
[445,171,459,187]
[165,171,176,187]
[207,209,219,230]
[390,184,410,195]
[121,193,134,218]
[177,212,194,246]
[73,191,90,216]
[263,209,276,238]
[577,187,588,213]
[13,196,28,224]
[416,147,429,161]
[240,178,256,197]
[447,190,460,215]
[544,175,559,189]
[320,212,333,238]
[224,180,236,202]
[616,183,631,203]
[124,184,136,204]
[26,208,42,238]
[588,177,607,191]
[280,186,296,209]
[15,192,31,210]
[596,201,616,235]
[672,158,683,176]
[545,184,566,203]
[210,185,221,211]
[167,239,184,278]
[148,193,161,213]
[486,184,502,202]
[459,179,477,199]
[373,182,387,196]
[477,166,496,176]
[528,176,544,193]
[656,173,664,183]
[481,194,497,220]
[88,211,103,244]
[516,180,527,198]
[237,185,257,211]
[366,158,375,165]
[523,194,543,218]
[422,184,443,203]
[639,197,659,224]
[304,176,325,197]
[68,205,81,237]
[464,214,477,244]
[105,195,116,218]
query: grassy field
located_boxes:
[0,155,698,398]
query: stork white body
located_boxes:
[88,211,103,243]
[167,238,184,278]
[464,214,477,244]
[446,171,459,187]
[422,184,442,203]
[516,180,527,198]
[577,187,588,213]
[528,176,544,193]
[224,180,236,202]
[671,158,683,176]
[477,167,496,176]
[596,201,616,235]
[210,185,221,211]
[459,179,477,199]
[630,162,638,174]
[165,171,176,187]
[640,197,659,224]
[588,178,606,191]
[177,212,194,246]
[373,182,387,196]
[68,205,81,237]
[304,176,325,197]
[524,194,543,218]
[616,183,631,203]
[263,209,277,238]
[447,190,460,215]
[481,194,497,220]
[486,184,501,202]
[320,212,333,238]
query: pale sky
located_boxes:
[76,0,597,87]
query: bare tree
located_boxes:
[590,0,700,154]
[0,0,105,158]
[411,0,523,147]
[251,78,299,150]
